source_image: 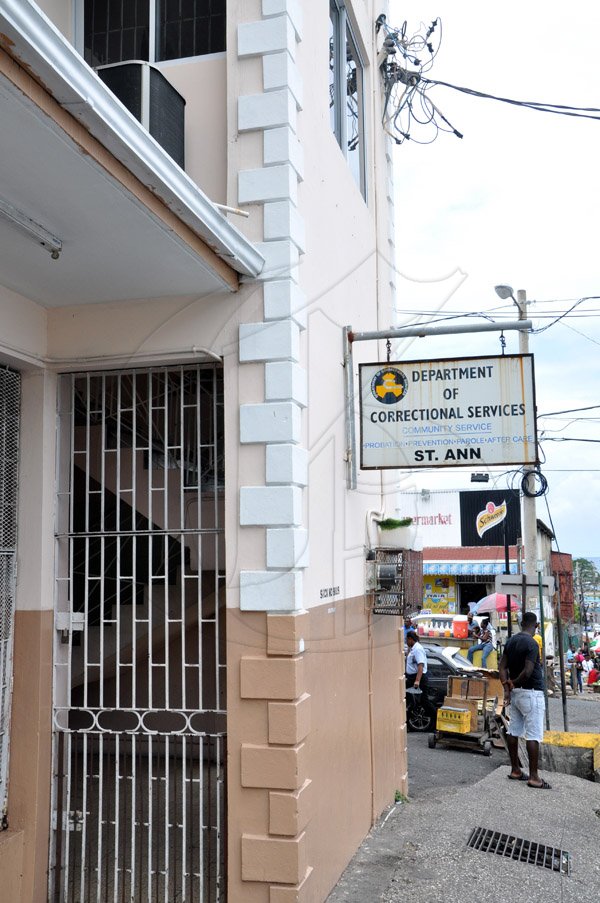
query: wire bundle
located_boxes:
[378,14,600,145]
[378,15,463,145]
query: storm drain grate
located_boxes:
[467,827,571,876]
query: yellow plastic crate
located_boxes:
[436,706,471,734]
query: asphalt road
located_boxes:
[407,729,508,799]
[407,692,600,800]
[546,690,600,732]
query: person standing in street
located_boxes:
[403,616,415,642]
[405,630,428,691]
[499,611,551,790]
[582,654,593,689]
[533,623,543,660]
[574,649,585,694]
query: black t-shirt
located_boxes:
[503,632,544,691]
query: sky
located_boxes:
[386,1,600,559]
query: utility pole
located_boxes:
[516,289,538,609]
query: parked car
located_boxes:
[406,643,474,732]
[420,643,475,706]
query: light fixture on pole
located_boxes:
[0,197,62,259]
[493,282,537,601]
[494,283,515,302]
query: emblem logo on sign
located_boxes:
[476,500,507,537]
[370,368,408,404]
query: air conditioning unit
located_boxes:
[97,61,185,169]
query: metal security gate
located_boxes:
[51,366,226,902]
[0,368,20,829]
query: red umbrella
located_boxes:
[474,592,520,615]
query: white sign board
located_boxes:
[359,354,537,470]
[495,574,555,595]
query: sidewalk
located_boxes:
[328,766,600,903]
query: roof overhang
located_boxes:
[0,0,264,307]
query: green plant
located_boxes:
[376,517,413,530]
[394,789,408,803]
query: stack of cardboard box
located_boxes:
[442,675,489,733]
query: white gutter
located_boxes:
[0,0,264,278]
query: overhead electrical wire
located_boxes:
[540,437,600,444]
[377,15,600,144]
[531,296,600,333]
[538,404,600,417]
[422,77,600,123]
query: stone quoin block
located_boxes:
[264,126,304,180]
[241,832,306,884]
[269,868,314,903]
[267,610,309,656]
[240,569,303,612]
[262,0,304,40]
[239,320,300,363]
[263,280,307,330]
[241,743,307,791]
[269,778,314,836]
[263,52,303,108]
[238,90,297,134]
[240,654,306,701]
[264,200,306,252]
[240,486,302,526]
[265,362,307,407]
[240,402,302,444]
[268,693,311,745]
[238,162,298,205]
[238,17,296,59]
[266,443,308,486]
[254,240,300,282]
[266,527,309,568]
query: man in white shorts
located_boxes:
[498,610,551,789]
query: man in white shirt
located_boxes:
[405,630,428,691]
[467,617,496,667]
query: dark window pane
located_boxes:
[165,0,181,22]
[135,26,149,60]
[108,0,122,29]
[194,15,210,55]
[163,20,181,59]
[85,0,149,65]
[93,0,107,32]
[210,14,226,52]
[121,27,135,60]
[157,0,225,60]
[107,29,122,63]
[123,2,135,28]
[180,23,195,58]
[182,0,195,19]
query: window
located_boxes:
[157,0,226,62]
[329,2,366,197]
[83,0,226,68]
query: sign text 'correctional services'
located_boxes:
[359,354,537,470]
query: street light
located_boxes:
[493,283,537,586]
[494,284,515,301]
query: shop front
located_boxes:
[423,548,519,615]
